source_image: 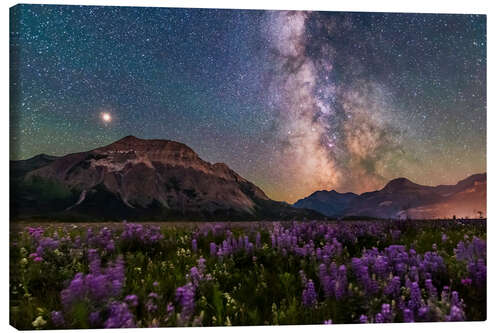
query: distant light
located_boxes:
[101,112,112,123]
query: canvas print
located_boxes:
[9,4,486,329]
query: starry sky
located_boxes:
[10,5,486,203]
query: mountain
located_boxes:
[10,136,321,221]
[10,154,58,179]
[293,173,486,219]
[294,190,359,217]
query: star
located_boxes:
[101,112,112,124]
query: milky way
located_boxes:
[10,5,486,203]
[264,11,408,198]
[261,11,485,201]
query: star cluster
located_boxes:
[10,5,486,203]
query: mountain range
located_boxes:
[10,135,486,221]
[293,173,486,219]
[10,136,320,221]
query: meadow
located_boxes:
[9,219,486,329]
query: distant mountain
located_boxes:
[293,173,486,219]
[10,154,58,179]
[294,190,359,217]
[10,136,321,221]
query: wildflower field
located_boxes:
[10,219,486,329]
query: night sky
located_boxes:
[10,5,486,203]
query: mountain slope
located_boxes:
[11,136,321,221]
[10,154,59,179]
[294,173,486,219]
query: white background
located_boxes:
[1,0,498,332]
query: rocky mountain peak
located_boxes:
[12,136,321,221]
[98,136,197,156]
[382,177,421,192]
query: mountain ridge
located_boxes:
[10,136,320,221]
[294,173,486,219]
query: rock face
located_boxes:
[293,173,486,219]
[11,136,320,221]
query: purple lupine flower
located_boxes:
[27,226,44,240]
[467,259,487,286]
[255,232,261,248]
[425,279,437,298]
[384,276,401,297]
[374,256,389,278]
[106,240,115,252]
[146,299,158,313]
[192,238,198,252]
[441,285,450,302]
[409,266,419,282]
[60,255,125,308]
[120,223,164,246]
[51,311,64,327]
[381,303,392,322]
[446,305,465,321]
[408,282,422,311]
[359,315,368,323]
[324,319,332,324]
[165,302,175,322]
[88,249,101,274]
[104,302,135,328]
[61,273,86,307]
[451,291,461,307]
[29,252,43,262]
[210,242,217,256]
[418,306,430,321]
[197,257,206,273]
[89,311,101,327]
[190,266,202,286]
[335,265,347,300]
[461,278,472,286]
[302,279,317,307]
[124,294,138,307]
[319,263,333,297]
[356,263,377,294]
[403,308,414,322]
[153,281,159,288]
[455,237,486,263]
[35,237,60,257]
[375,313,384,323]
[176,282,196,321]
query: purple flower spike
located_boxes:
[125,294,139,307]
[302,279,317,307]
[403,308,414,322]
[176,282,196,321]
[104,302,136,328]
[192,238,198,252]
[51,311,64,327]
